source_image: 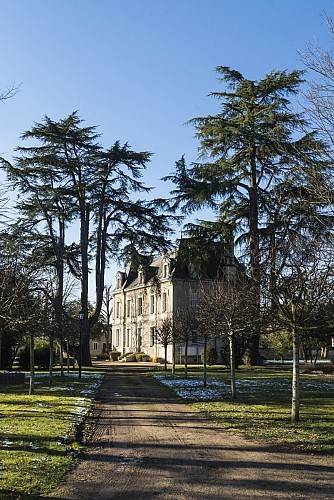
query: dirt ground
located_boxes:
[44,363,334,500]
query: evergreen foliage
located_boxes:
[165,66,329,365]
[1,112,174,366]
[201,345,218,366]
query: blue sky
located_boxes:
[1,0,334,287]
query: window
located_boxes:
[162,291,167,313]
[127,299,132,317]
[115,328,120,346]
[149,327,155,346]
[126,328,131,347]
[163,263,169,278]
[137,327,142,351]
[150,294,155,314]
[93,342,98,351]
[116,300,121,319]
[138,270,143,284]
[138,297,143,316]
[190,291,198,311]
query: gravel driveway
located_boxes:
[45,363,334,500]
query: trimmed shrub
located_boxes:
[124,353,137,362]
[95,354,109,361]
[321,364,334,374]
[0,336,15,370]
[0,372,25,385]
[18,345,58,369]
[152,356,165,364]
[109,351,121,361]
[202,345,218,366]
[135,353,151,362]
[119,352,133,360]
[301,363,318,373]
[220,335,245,368]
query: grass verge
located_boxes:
[0,367,105,499]
[152,364,334,456]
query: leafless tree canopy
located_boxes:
[0,82,20,103]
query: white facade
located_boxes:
[110,240,237,363]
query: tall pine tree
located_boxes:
[165,67,327,364]
[2,112,173,365]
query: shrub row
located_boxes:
[302,363,334,374]
[18,346,58,369]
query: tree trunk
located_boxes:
[203,337,207,388]
[246,152,261,366]
[80,202,92,367]
[55,218,65,377]
[29,334,35,396]
[229,332,236,399]
[90,203,108,329]
[66,339,70,373]
[59,340,64,376]
[291,324,300,422]
[184,342,188,378]
[49,335,53,385]
[164,342,168,371]
[172,341,176,375]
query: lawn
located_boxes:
[0,368,105,499]
[153,364,334,455]
[1,363,333,498]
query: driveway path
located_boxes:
[46,363,334,500]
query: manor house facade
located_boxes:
[111,239,237,363]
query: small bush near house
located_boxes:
[124,353,137,362]
[321,364,334,374]
[119,352,133,360]
[64,355,76,368]
[301,363,334,374]
[202,345,218,366]
[18,345,58,369]
[220,335,245,367]
[109,351,121,361]
[301,363,321,373]
[95,354,109,361]
[135,353,151,362]
[152,356,166,364]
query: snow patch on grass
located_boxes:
[153,373,334,401]
[153,374,226,400]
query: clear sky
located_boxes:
[1,0,334,287]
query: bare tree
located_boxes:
[156,316,173,371]
[269,234,334,422]
[173,308,198,378]
[0,82,20,103]
[298,14,334,234]
[196,285,215,388]
[197,277,254,397]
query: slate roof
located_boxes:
[114,238,238,291]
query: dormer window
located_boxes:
[138,269,143,284]
[163,263,169,278]
[116,273,122,289]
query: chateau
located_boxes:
[110,239,237,363]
